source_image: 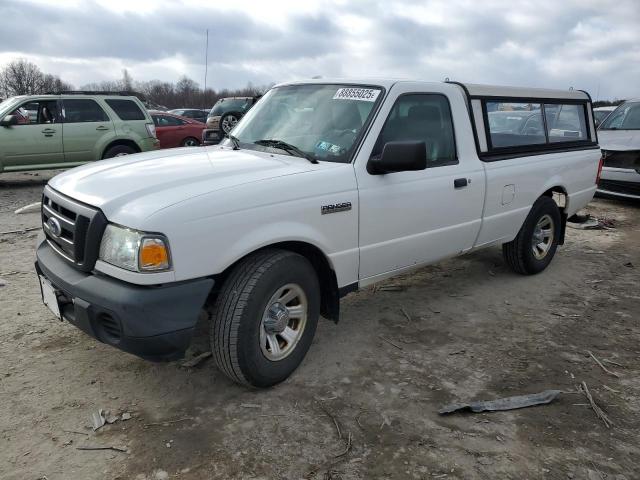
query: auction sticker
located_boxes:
[333,87,380,102]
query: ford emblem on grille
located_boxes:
[47,217,62,238]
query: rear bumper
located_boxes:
[140,137,162,152]
[202,128,222,145]
[35,240,214,361]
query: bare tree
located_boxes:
[1,59,44,96]
[0,58,73,96]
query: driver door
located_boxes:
[354,83,485,283]
[2,99,64,169]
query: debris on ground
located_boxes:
[587,350,620,378]
[14,202,41,214]
[439,390,562,415]
[378,284,405,292]
[180,351,212,368]
[580,382,613,428]
[90,409,106,431]
[0,226,41,236]
[240,403,261,409]
[121,412,132,421]
[567,213,616,230]
[105,411,119,424]
[76,445,128,453]
[624,262,634,268]
[0,278,6,287]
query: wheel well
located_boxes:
[542,186,568,245]
[211,242,342,323]
[102,139,141,159]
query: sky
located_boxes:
[0,0,638,100]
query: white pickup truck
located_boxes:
[35,79,601,387]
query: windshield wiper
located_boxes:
[226,133,241,150]
[254,139,318,164]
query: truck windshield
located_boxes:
[228,84,383,163]
[0,96,18,114]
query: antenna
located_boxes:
[204,29,209,109]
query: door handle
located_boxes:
[42,128,56,134]
[96,125,109,131]
[454,178,469,189]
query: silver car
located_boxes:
[597,99,640,200]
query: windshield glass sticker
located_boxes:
[315,140,345,158]
[333,88,380,102]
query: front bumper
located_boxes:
[597,168,640,200]
[202,128,222,145]
[35,240,214,361]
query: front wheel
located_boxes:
[503,196,561,275]
[208,249,320,388]
[181,137,200,147]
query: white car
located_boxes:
[596,99,640,199]
[35,79,600,387]
[593,106,617,127]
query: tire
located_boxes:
[208,249,320,388]
[219,112,240,135]
[181,137,200,147]
[503,196,561,275]
[103,144,136,159]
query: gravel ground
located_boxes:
[1,171,639,480]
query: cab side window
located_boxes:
[372,94,457,166]
[10,100,59,125]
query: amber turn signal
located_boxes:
[139,237,170,271]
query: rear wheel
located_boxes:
[181,137,200,147]
[208,249,320,388]
[503,196,561,275]
[103,144,136,159]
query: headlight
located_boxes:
[98,224,171,272]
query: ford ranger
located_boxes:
[35,79,601,388]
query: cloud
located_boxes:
[0,0,638,99]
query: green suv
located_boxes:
[0,92,160,173]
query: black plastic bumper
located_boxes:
[35,240,214,361]
[202,128,222,145]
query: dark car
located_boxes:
[168,108,209,123]
[202,96,259,145]
[150,111,206,149]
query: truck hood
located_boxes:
[598,130,640,152]
[49,146,316,223]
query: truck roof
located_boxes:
[274,78,591,101]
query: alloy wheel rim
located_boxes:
[531,214,554,260]
[222,115,238,133]
[259,283,308,361]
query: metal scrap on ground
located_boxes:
[438,390,562,415]
[14,202,41,214]
[180,351,212,368]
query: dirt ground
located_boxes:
[1,171,639,480]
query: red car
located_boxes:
[150,111,206,149]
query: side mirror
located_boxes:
[594,119,601,128]
[0,114,17,127]
[368,141,427,175]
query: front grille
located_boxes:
[41,186,108,272]
[598,179,640,196]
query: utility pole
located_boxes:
[204,28,209,110]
